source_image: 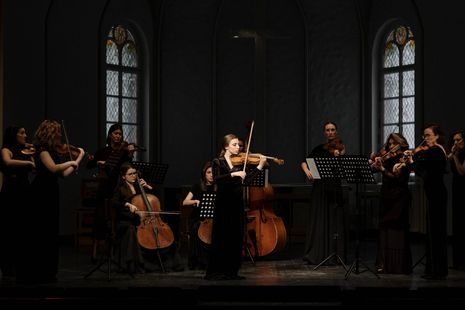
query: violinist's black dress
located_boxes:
[412,145,448,279]
[205,157,261,280]
[375,154,412,274]
[303,144,345,265]
[17,147,61,283]
[0,147,32,277]
[451,151,465,270]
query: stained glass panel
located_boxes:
[402,97,415,122]
[122,99,137,123]
[383,99,399,124]
[122,73,137,97]
[383,125,398,143]
[106,70,119,95]
[402,124,415,148]
[402,71,414,96]
[403,40,415,65]
[123,124,137,146]
[384,43,399,68]
[122,42,137,68]
[384,73,399,98]
[106,97,119,122]
[106,40,118,65]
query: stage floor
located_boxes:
[1,242,465,307]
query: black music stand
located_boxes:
[199,192,216,220]
[306,157,347,271]
[129,161,170,272]
[338,155,380,279]
[242,168,269,264]
[84,199,132,281]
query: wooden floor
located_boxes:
[1,241,465,308]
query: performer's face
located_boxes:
[110,129,123,144]
[324,124,337,141]
[123,168,138,184]
[423,128,437,147]
[226,138,240,155]
[205,167,214,184]
[16,128,27,145]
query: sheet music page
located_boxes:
[306,158,321,179]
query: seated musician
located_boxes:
[111,162,184,273]
[87,123,135,261]
[182,161,216,270]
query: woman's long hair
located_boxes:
[385,133,409,151]
[106,123,123,146]
[2,126,22,150]
[199,161,216,192]
[33,120,61,149]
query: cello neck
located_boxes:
[136,175,153,212]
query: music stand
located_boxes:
[242,168,269,264]
[129,161,170,272]
[199,192,216,220]
[84,199,131,281]
[306,157,347,271]
[338,155,380,279]
[131,161,169,184]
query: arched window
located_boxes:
[381,25,415,147]
[105,25,140,148]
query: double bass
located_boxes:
[132,176,175,250]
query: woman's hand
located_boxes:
[125,202,138,213]
[231,171,246,180]
[139,178,153,190]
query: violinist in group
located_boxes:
[182,161,216,270]
[112,163,183,273]
[17,120,85,284]
[0,126,35,279]
[300,121,346,266]
[371,133,412,274]
[86,123,136,261]
[448,130,465,270]
[395,123,448,280]
[205,134,266,280]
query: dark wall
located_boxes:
[2,0,465,234]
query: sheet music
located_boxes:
[306,158,321,179]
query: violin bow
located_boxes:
[243,120,255,173]
[61,120,74,161]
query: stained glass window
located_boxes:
[105,25,140,152]
[381,25,415,148]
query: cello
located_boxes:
[132,175,175,251]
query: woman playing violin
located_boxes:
[397,123,448,280]
[205,134,266,280]
[301,121,346,266]
[0,126,35,279]
[372,133,412,274]
[182,161,216,270]
[112,163,183,273]
[17,120,85,284]
[86,123,135,261]
[448,130,465,270]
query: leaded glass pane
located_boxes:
[402,124,415,148]
[122,73,137,97]
[403,40,415,65]
[122,43,137,68]
[106,122,116,136]
[384,43,399,68]
[122,99,137,123]
[126,30,135,42]
[402,71,415,96]
[384,73,399,98]
[106,40,118,65]
[123,124,137,145]
[106,70,119,96]
[383,125,398,143]
[106,97,119,122]
[384,99,399,124]
[402,97,415,122]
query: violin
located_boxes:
[230,152,284,166]
[21,143,36,156]
[120,141,146,152]
[370,144,402,167]
[55,143,83,160]
[323,137,345,156]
